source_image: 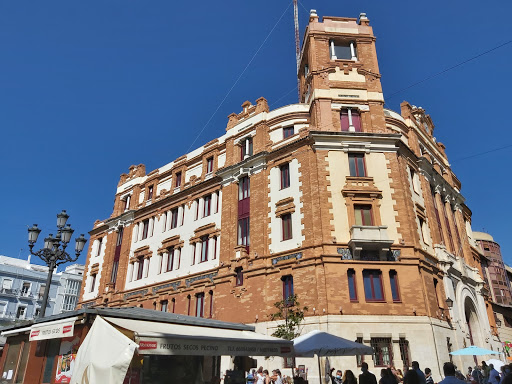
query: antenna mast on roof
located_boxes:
[293,0,300,101]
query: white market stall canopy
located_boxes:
[293,330,373,357]
[105,316,293,357]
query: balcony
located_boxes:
[0,288,16,297]
[348,225,394,260]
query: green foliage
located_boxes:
[270,294,308,340]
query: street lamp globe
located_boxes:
[75,234,87,254]
[57,210,69,229]
[28,224,41,244]
[44,234,55,250]
[61,225,74,244]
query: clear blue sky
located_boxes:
[1,1,511,267]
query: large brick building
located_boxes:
[78,11,500,379]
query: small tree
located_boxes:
[270,294,308,340]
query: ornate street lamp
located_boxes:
[27,210,87,317]
[445,297,454,308]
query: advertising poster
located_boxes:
[55,330,82,384]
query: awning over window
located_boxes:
[29,317,78,341]
[104,317,293,357]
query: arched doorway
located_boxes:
[464,297,482,365]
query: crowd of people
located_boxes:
[247,368,286,384]
[326,360,512,384]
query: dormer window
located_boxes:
[330,40,357,61]
[341,108,361,132]
[147,186,153,201]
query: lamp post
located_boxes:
[27,210,87,317]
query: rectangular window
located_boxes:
[90,274,97,292]
[348,269,357,302]
[363,270,384,301]
[280,163,290,189]
[136,258,144,280]
[238,177,250,200]
[181,204,185,225]
[209,291,214,318]
[170,208,178,229]
[241,137,253,160]
[196,293,204,317]
[200,236,209,262]
[191,244,196,265]
[122,195,131,211]
[96,237,103,257]
[282,214,293,241]
[161,300,168,312]
[204,195,212,217]
[356,337,365,367]
[389,270,400,302]
[341,108,361,132]
[212,236,217,260]
[215,191,220,213]
[235,267,243,286]
[21,282,30,297]
[354,205,373,226]
[283,126,294,139]
[147,186,154,200]
[167,248,175,272]
[433,278,441,308]
[195,199,200,220]
[399,338,411,368]
[238,218,250,246]
[431,189,445,244]
[206,157,214,173]
[38,284,46,299]
[141,220,149,240]
[410,169,419,193]
[16,306,27,319]
[282,275,294,302]
[187,295,191,316]
[331,41,355,60]
[175,172,182,188]
[370,337,393,367]
[443,203,455,253]
[171,299,176,313]
[348,154,366,177]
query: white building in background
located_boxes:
[0,255,84,323]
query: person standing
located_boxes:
[411,362,427,384]
[424,368,434,384]
[330,369,343,384]
[256,368,265,384]
[359,362,378,384]
[488,364,500,384]
[482,362,490,384]
[438,363,466,384]
[343,370,358,384]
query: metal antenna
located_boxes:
[293,0,300,101]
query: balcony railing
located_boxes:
[0,288,44,301]
[348,225,394,260]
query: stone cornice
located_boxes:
[309,131,400,152]
[417,157,465,207]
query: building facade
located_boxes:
[78,11,499,379]
[474,232,512,359]
[0,255,84,324]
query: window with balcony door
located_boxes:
[354,205,373,226]
[2,279,13,292]
[196,293,205,317]
[147,186,154,200]
[111,228,123,286]
[171,208,179,229]
[280,163,290,189]
[282,214,293,241]
[363,270,384,302]
[349,154,366,177]
[21,282,30,297]
[161,300,168,312]
[240,137,253,160]
[90,274,97,292]
[206,157,214,174]
[96,237,103,257]
[175,172,182,188]
[122,195,131,211]
[238,176,250,247]
[16,306,26,319]
[341,109,361,132]
[38,284,46,300]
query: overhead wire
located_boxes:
[186,2,293,153]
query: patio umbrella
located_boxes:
[450,346,500,356]
[293,330,373,384]
[293,330,373,357]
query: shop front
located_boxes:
[0,307,293,384]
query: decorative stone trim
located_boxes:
[275,197,296,217]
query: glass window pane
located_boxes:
[357,157,365,176]
[348,271,357,301]
[334,44,351,60]
[349,156,356,177]
[354,208,363,226]
[373,275,383,300]
[43,339,61,383]
[14,341,30,384]
[363,273,372,300]
[362,208,372,225]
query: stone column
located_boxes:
[350,41,357,60]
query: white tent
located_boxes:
[293,330,373,357]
